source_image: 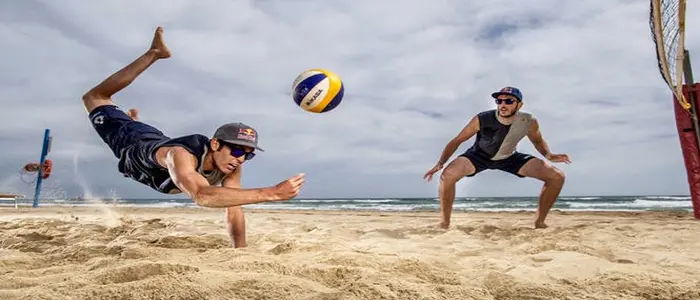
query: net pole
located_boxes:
[682,50,700,218]
[32,129,52,208]
[685,49,695,84]
[683,50,699,151]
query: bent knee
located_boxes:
[547,168,566,184]
[440,169,463,184]
[440,158,476,182]
[82,91,100,104]
[82,92,113,113]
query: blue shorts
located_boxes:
[460,149,535,178]
[88,105,168,159]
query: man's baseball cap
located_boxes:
[491,86,523,102]
[213,122,264,152]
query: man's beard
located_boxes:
[499,108,517,118]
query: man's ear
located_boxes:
[517,101,524,110]
[210,138,221,151]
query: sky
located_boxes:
[1,0,699,200]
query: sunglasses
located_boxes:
[222,142,256,160]
[495,98,517,105]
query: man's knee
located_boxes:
[545,167,566,185]
[439,159,475,184]
[82,92,113,114]
[519,158,565,184]
[439,169,460,184]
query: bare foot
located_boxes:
[149,27,171,59]
[127,108,139,121]
[535,221,548,229]
[439,222,450,229]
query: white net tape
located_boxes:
[649,0,689,110]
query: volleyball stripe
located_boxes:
[292,73,326,106]
[301,78,330,110]
[322,84,344,113]
[292,69,323,90]
[309,70,343,113]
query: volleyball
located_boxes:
[291,68,344,113]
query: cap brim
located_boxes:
[491,92,521,101]
[223,140,265,152]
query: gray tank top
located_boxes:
[467,109,535,160]
[118,134,227,194]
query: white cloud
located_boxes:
[1,0,698,199]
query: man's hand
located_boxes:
[546,153,571,164]
[271,173,305,201]
[222,167,247,248]
[423,163,443,182]
[424,115,479,183]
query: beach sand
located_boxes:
[1,206,699,300]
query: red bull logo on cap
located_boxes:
[237,128,256,142]
[491,86,522,101]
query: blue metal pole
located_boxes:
[33,129,51,208]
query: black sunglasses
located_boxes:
[495,98,517,105]
[221,142,256,160]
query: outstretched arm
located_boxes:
[436,115,480,166]
[425,115,481,181]
[223,167,247,248]
[527,119,571,163]
[527,119,552,158]
[164,147,303,208]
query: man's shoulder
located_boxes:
[473,109,496,121]
[154,134,211,162]
[161,134,211,149]
[515,111,537,130]
[476,109,496,116]
[516,111,536,121]
[175,133,211,142]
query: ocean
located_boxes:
[16,195,695,212]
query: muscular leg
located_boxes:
[438,156,477,228]
[82,27,171,113]
[517,158,566,228]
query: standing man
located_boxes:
[423,87,570,229]
[81,27,305,247]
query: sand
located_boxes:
[1,206,699,300]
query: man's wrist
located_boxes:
[264,187,281,201]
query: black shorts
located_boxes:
[88,105,168,159]
[460,149,535,178]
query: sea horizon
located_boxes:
[6,194,694,213]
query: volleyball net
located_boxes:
[649,0,700,218]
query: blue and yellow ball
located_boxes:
[292,69,344,113]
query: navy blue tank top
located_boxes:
[467,109,535,160]
[117,134,226,194]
